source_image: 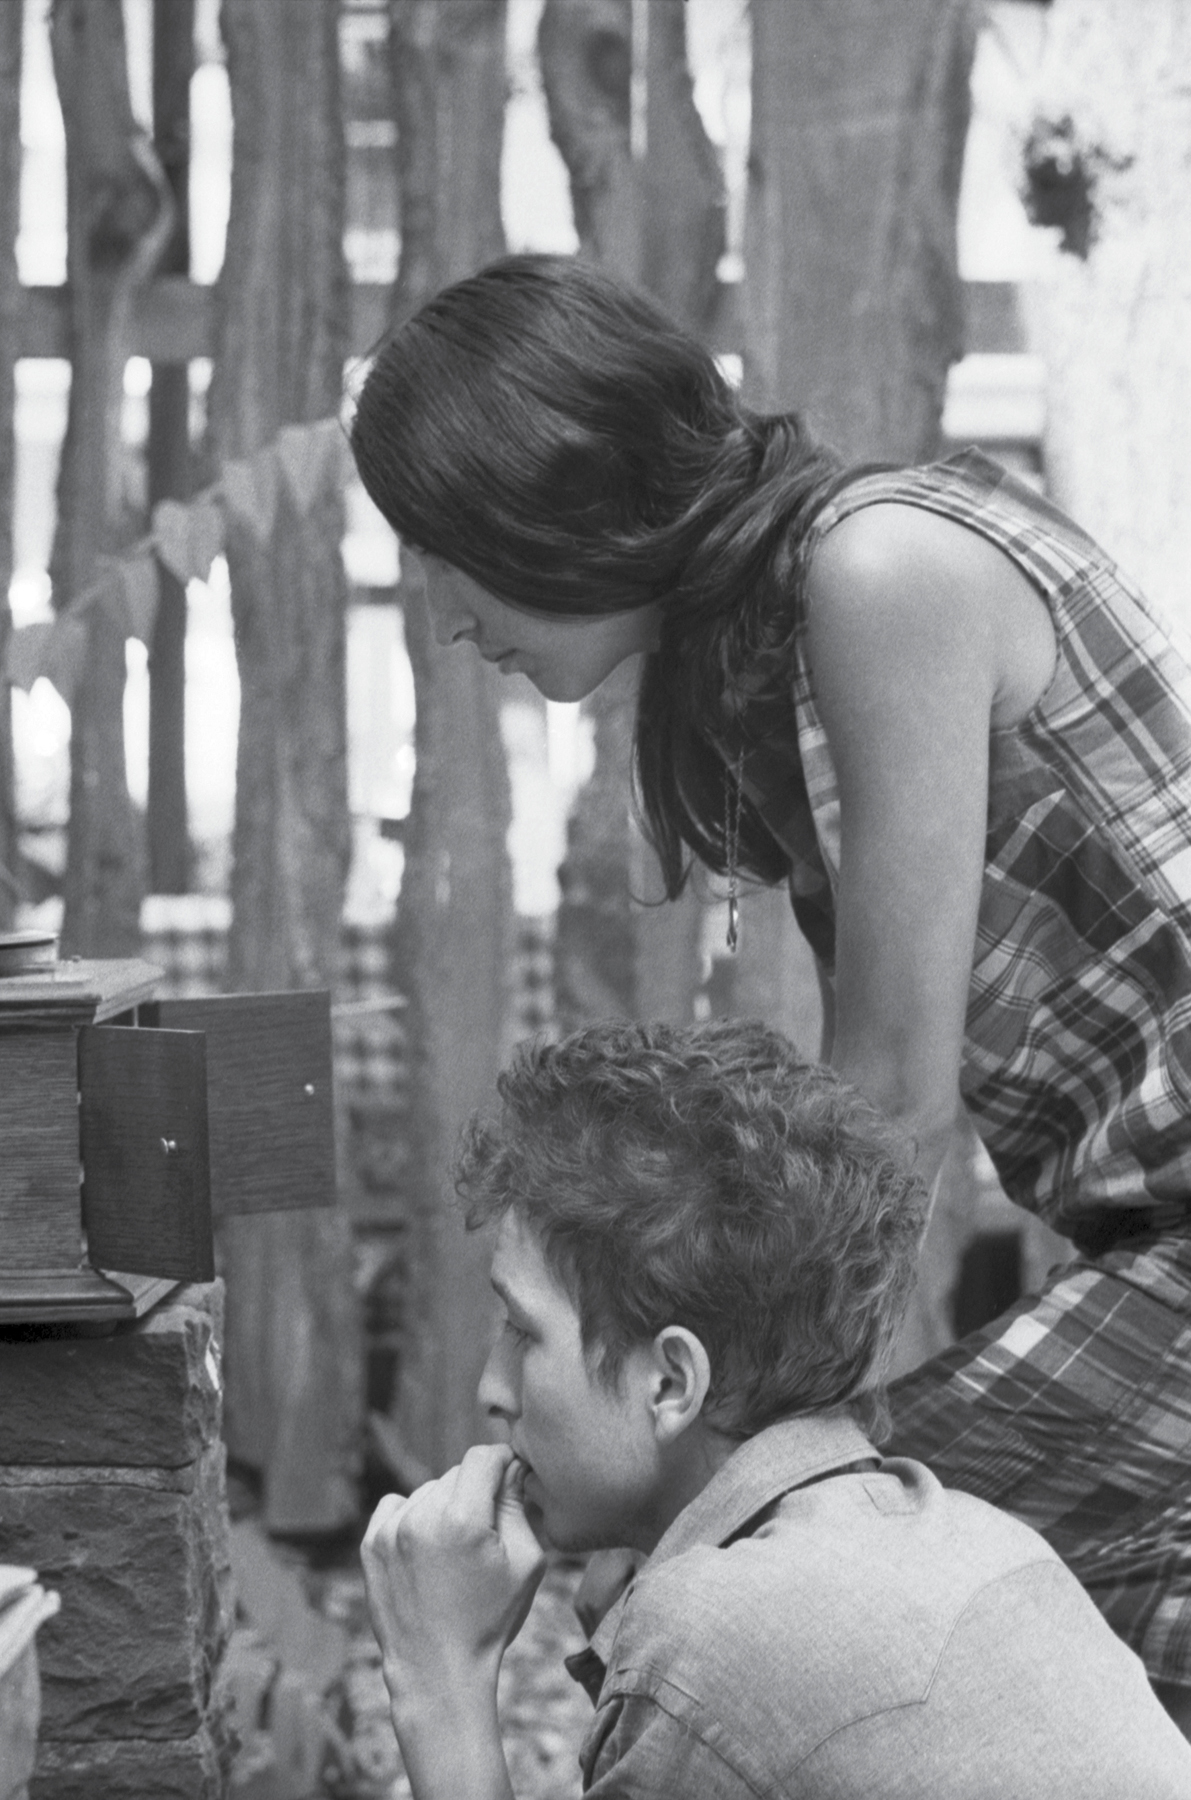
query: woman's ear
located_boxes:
[647,1326,712,1444]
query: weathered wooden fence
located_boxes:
[0,0,1034,1524]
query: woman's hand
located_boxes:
[360,1443,546,1800]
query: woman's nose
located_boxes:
[422,572,476,648]
[427,600,472,649]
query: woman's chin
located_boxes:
[530,669,591,704]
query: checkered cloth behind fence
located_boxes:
[335,924,409,1098]
[139,910,556,1103]
[143,917,229,1000]
[514,914,555,1041]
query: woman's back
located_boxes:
[743,448,1191,1228]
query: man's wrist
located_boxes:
[386,1653,501,1733]
[389,1671,513,1800]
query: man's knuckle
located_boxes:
[393,1511,418,1549]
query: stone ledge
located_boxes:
[0,1442,232,1741]
[0,1283,224,1468]
[32,1715,232,1800]
[0,1463,198,1491]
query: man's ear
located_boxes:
[646,1326,712,1445]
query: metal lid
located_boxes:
[0,930,59,978]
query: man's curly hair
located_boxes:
[455,1020,927,1441]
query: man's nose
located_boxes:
[477,1336,518,1423]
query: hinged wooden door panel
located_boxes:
[0,1032,85,1270]
[79,1025,214,1281]
[151,992,335,1215]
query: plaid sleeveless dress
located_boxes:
[734,449,1191,1686]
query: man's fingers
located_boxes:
[362,1490,408,1559]
[363,1448,542,1575]
[495,1452,531,1527]
[495,1456,547,1579]
[450,1442,516,1522]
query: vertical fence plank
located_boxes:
[0,3,21,930]
[382,0,517,1476]
[744,0,979,1369]
[641,0,724,336]
[51,0,169,955]
[207,0,359,1534]
[147,0,196,894]
[541,0,720,1033]
[745,0,976,462]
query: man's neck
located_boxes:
[632,1420,739,1556]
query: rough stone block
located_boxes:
[0,1442,232,1741]
[0,1284,223,1468]
[31,1717,231,1800]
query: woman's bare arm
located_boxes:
[804,503,1032,1192]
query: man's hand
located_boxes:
[360,1443,546,1800]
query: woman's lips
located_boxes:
[480,647,522,674]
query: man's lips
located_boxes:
[510,1450,538,1494]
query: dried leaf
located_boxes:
[276,418,344,516]
[152,495,227,584]
[41,616,90,707]
[121,553,161,643]
[187,498,227,581]
[152,498,195,582]
[4,620,55,692]
[220,449,280,544]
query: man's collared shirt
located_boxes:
[565,1412,1191,1797]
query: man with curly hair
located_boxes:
[362,1021,1191,1798]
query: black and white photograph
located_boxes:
[1,1,1190,1794]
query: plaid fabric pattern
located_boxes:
[886,1224,1191,1685]
[741,447,1191,1234]
[724,451,1191,1681]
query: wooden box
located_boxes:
[0,959,334,1325]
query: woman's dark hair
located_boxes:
[350,253,855,895]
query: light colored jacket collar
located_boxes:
[587,1410,877,1669]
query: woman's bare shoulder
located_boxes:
[805,499,1055,726]
[806,500,1005,613]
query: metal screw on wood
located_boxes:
[161,1138,178,1155]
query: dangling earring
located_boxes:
[725,750,744,954]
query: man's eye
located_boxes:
[503,1317,531,1345]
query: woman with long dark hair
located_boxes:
[351,252,1191,1718]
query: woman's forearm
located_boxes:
[803,496,998,1212]
[829,1030,957,1201]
